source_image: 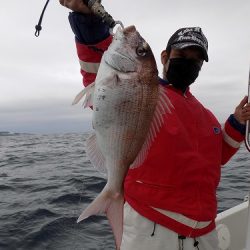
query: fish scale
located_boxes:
[73,25,172,250]
[94,79,153,162]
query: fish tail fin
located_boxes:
[107,194,124,250]
[72,82,95,108]
[77,188,124,249]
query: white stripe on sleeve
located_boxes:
[222,129,241,148]
[79,60,100,74]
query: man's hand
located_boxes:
[59,0,91,13]
[234,96,250,124]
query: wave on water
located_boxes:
[0,133,249,249]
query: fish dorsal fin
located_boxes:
[130,85,173,169]
[72,82,95,108]
[86,133,107,174]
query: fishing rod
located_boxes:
[245,69,250,152]
[82,0,123,33]
[34,0,123,37]
[245,67,250,250]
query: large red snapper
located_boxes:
[73,25,172,249]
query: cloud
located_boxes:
[1,0,250,132]
[0,98,92,133]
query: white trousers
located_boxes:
[120,202,220,250]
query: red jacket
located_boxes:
[75,36,244,237]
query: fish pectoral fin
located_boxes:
[77,189,124,249]
[86,133,107,174]
[72,82,95,108]
[130,85,173,169]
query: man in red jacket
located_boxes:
[60,1,250,249]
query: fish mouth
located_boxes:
[114,25,136,37]
[123,25,136,34]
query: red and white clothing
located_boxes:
[120,202,220,250]
[124,84,243,237]
[68,12,245,241]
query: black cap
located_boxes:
[166,27,208,62]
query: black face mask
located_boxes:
[166,58,201,92]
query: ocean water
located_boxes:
[0,133,250,250]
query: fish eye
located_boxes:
[136,46,148,57]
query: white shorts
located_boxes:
[120,202,220,250]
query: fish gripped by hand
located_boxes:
[73,25,172,249]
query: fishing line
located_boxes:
[35,0,50,37]
[68,174,88,249]
[34,0,123,37]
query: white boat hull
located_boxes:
[216,201,249,250]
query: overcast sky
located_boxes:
[0,0,249,133]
